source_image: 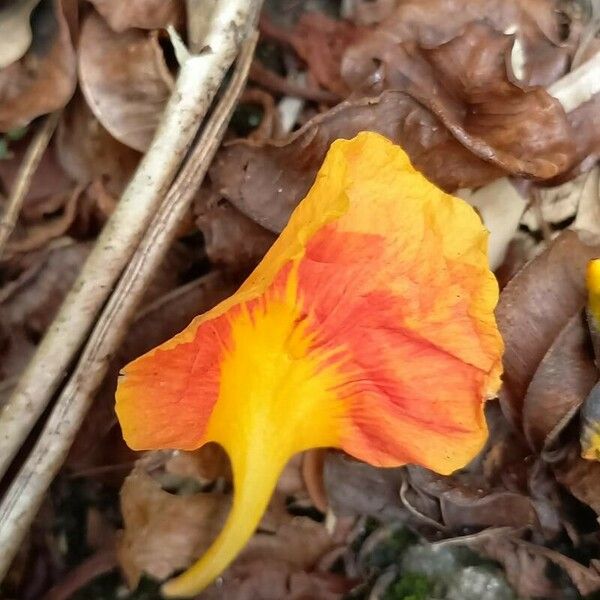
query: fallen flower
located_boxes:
[115,131,503,597]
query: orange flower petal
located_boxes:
[115,131,503,597]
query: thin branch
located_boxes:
[0,0,261,481]
[0,30,259,581]
[398,474,447,532]
[431,527,518,549]
[0,111,60,256]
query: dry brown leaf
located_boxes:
[474,536,565,598]
[117,467,230,587]
[554,443,600,515]
[0,0,76,130]
[210,92,502,233]
[212,26,574,235]
[264,12,368,96]
[324,453,406,522]
[345,21,575,178]
[341,0,577,89]
[78,11,173,152]
[195,192,276,269]
[564,93,600,181]
[88,0,183,33]
[496,231,600,429]
[6,186,83,254]
[56,92,141,196]
[522,312,597,451]
[118,461,340,592]
[439,489,538,531]
[514,539,600,596]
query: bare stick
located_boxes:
[0,30,258,581]
[0,0,260,480]
[0,111,60,256]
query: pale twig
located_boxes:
[430,526,518,549]
[0,30,258,581]
[398,474,447,532]
[0,111,60,256]
[0,0,260,481]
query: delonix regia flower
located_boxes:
[116,132,504,597]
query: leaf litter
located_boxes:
[2,0,600,598]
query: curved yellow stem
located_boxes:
[161,439,289,598]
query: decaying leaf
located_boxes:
[496,231,600,429]
[212,43,574,234]
[267,11,368,97]
[341,0,577,89]
[195,191,276,269]
[56,92,141,195]
[88,0,183,33]
[78,11,173,152]
[118,460,340,593]
[0,0,76,131]
[474,535,599,598]
[522,312,597,451]
[118,467,230,588]
[554,442,600,515]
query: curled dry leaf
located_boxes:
[56,92,140,196]
[0,0,76,131]
[563,93,600,180]
[195,191,276,269]
[78,11,173,152]
[341,0,577,89]
[343,21,575,178]
[263,12,368,97]
[212,25,574,234]
[118,467,230,588]
[210,92,496,232]
[88,0,183,33]
[554,443,600,515]
[522,312,597,451]
[118,463,340,592]
[474,535,574,598]
[496,231,600,429]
